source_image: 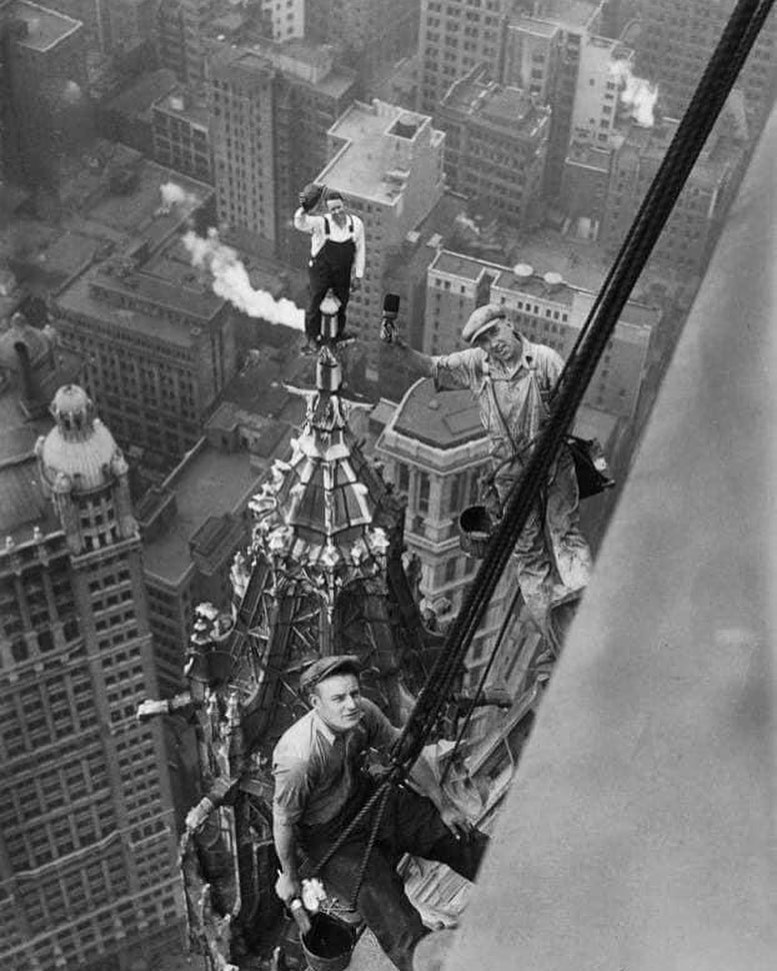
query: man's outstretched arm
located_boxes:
[388,336,435,377]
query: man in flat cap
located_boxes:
[272,654,488,971]
[388,305,591,629]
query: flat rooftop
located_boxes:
[12,0,81,53]
[493,268,576,307]
[535,0,601,30]
[90,263,223,322]
[431,250,497,281]
[84,159,212,247]
[319,101,436,205]
[573,289,659,330]
[443,78,547,134]
[509,16,559,38]
[106,69,178,121]
[212,43,355,99]
[154,87,210,128]
[143,445,263,581]
[56,271,199,348]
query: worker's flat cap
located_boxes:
[300,654,361,692]
[462,304,508,344]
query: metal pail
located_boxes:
[458,505,494,558]
[301,912,355,971]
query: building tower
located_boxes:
[635,0,777,129]
[209,39,357,262]
[0,361,183,967]
[139,303,447,966]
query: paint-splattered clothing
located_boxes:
[432,340,591,623]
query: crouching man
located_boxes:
[272,655,488,971]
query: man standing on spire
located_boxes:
[294,184,366,353]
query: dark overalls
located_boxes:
[299,778,488,971]
[306,215,356,341]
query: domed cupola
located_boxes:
[36,386,137,553]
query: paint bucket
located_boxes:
[458,505,494,558]
[301,912,355,971]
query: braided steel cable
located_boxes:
[390,0,776,777]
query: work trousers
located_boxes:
[305,246,353,341]
[301,784,488,971]
[494,446,591,628]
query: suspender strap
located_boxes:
[324,217,330,236]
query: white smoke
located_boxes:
[159,182,200,213]
[182,229,305,330]
[609,60,659,128]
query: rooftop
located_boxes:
[91,260,223,322]
[572,289,659,330]
[220,355,307,427]
[508,15,559,39]
[0,454,56,544]
[319,100,439,205]
[211,41,356,99]
[532,0,601,31]
[11,0,81,53]
[153,86,210,128]
[56,270,201,348]
[430,250,502,281]
[142,443,263,581]
[106,69,178,121]
[441,71,550,135]
[566,141,612,171]
[85,160,212,250]
[493,266,576,306]
[392,378,484,450]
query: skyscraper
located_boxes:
[635,0,777,128]
[418,0,510,115]
[54,248,238,467]
[209,39,358,262]
[437,64,551,227]
[0,322,183,969]
[1,0,88,189]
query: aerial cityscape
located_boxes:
[1,2,776,970]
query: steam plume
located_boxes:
[182,229,304,330]
[609,60,659,128]
[159,182,200,212]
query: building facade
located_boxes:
[599,116,744,273]
[425,248,659,420]
[635,0,777,128]
[0,344,182,969]
[306,0,418,84]
[570,34,632,146]
[209,39,358,261]
[418,0,510,115]
[152,85,213,184]
[260,0,304,42]
[437,64,551,227]
[54,255,237,467]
